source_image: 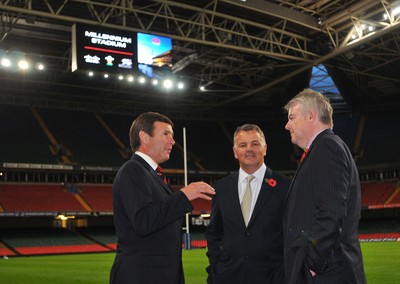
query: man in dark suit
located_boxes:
[110,112,215,284]
[206,124,291,284]
[282,89,366,284]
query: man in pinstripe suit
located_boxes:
[282,89,366,284]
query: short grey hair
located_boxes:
[284,88,333,127]
[233,124,266,146]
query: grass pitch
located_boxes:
[0,242,398,283]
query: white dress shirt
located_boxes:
[238,163,266,218]
[135,151,158,171]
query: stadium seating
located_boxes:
[79,185,113,212]
[1,180,399,219]
[0,241,16,256]
[359,218,400,234]
[0,228,111,255]
[360,180,397,206]
[0,183,87,212]
[190,198,212,215]
[76,226,116,250]
[1,180,399,256]
[386,187,400,205]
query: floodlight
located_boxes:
[138,76,146,84]
[18,60,29,70]
[163,79,173,89]
[1,58,11,67]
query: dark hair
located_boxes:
[129,112,173,152]
[233,124,266,146]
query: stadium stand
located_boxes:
[0,241,16,256]
[1,106,399,256]
[0,228,111,255]
[358,218,400,241]
[0,183,87,212]
[359,218,400,234]
[386,187,400,205]
[190,199,212,215]
[76,226,117,250]
[79,185,113,212]
[361,180,398,206]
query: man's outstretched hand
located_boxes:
[180,181,216,201]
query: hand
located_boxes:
[310,270,316,277]
[180,181,215,201]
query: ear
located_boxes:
[308,108,317,123]
[263,144,267,157]
[139,130,149,145]
[233,147,238,160]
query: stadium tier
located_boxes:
[2,180,399,216]
[77,226,117,250]
[0,182,213,215]
[0,183,87,213]
[0,163,399,257]
[0,228,111,255]
[78,185,113,212]
[0,241,16,256]
[361,180,400,209]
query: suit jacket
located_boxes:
[282,129,366,284]
[206,167,291,284]
[110,154,193,284]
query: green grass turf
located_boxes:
[360,242,400,283]
[0,242,398,283]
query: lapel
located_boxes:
[248,167,274,226]
[227,172,247,226]
[284,129,333,208]
[132,154,173,194]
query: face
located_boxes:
[233,129,267,174]
[142,121,175,164]
[285,102,310,149]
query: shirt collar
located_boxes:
[306,128,328,149]
[239,163,266,182]
[135,151,158,170]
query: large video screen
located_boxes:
[72,24,173,78]
[137,32,173,78]
[72,23,137,73]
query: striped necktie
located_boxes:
[156,166,168,185]
[300,148,308,163]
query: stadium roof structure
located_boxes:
[1,0,400,121]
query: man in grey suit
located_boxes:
[206,124,291,284]
[283,89,366,284]
[110,112,215,284]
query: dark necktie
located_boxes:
[300,148,308,163]
[156,166,168,185]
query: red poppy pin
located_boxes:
[265,178,277,187]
